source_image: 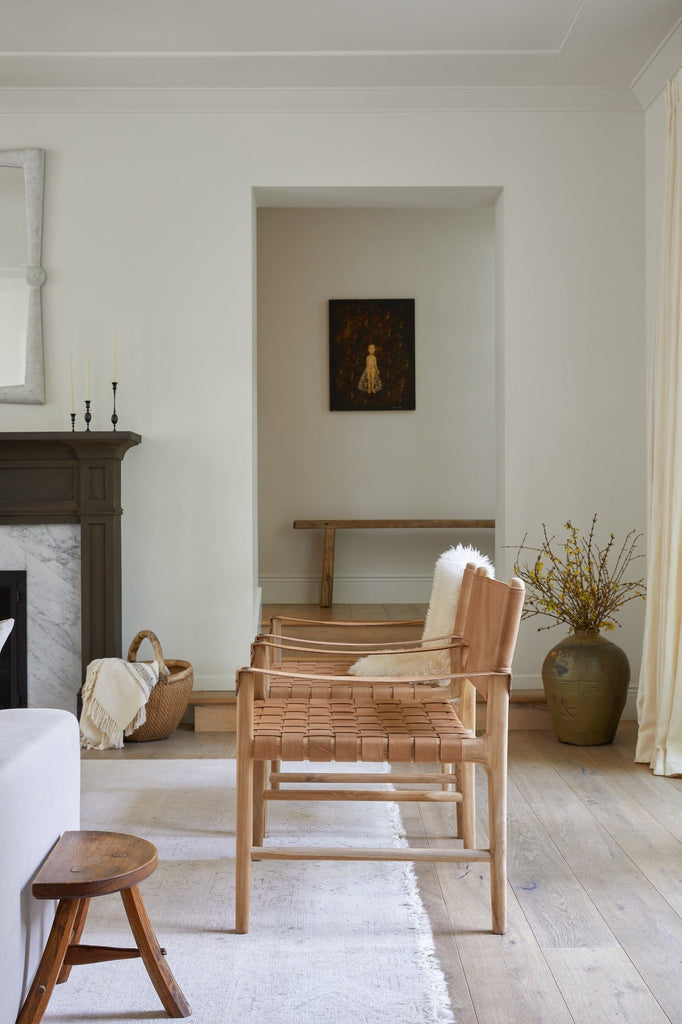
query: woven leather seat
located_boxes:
[252,697,473,762]
[258,555,478,841]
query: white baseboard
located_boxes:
[623,687,638,722]
[514,674,639,722]
[194,675,638,720]
[261,575,433,604]
[511,674,543,693]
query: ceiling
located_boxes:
[1,0,681,102]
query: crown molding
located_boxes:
[0,85,642,116]
[631,17,682,109]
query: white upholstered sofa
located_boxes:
[0,708,80,1024]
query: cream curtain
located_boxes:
[636,69,682,776]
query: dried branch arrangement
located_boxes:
[512,515,646,633]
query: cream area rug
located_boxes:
[43,759,455,1024]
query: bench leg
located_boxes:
[16,898,82,1024]
[56,896,90,983]
[120,885,191,1018]
[320,527,336,607]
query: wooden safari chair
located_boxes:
[254,556,484,849]
[235,567,524,936]
[254,549,494,844]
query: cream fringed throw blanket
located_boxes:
[348,544,494,681]
[80,658,160,750]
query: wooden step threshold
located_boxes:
[188,690,236,732]
[188,690,237,706]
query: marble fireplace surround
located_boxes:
[0,432,140,712]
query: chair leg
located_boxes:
[459,761,476,849]
[487,761,507,935]
[253,760,267,847]
[453,764,464,837]
[16,898,82,1024]
[235,747,254,934]
[120,885,191,1017]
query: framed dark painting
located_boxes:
[329,298,415,411]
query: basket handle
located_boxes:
[127,629,167,675]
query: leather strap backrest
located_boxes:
[459,568,525,699]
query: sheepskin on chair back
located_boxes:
[348,544,494,678]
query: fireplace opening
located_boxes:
[0,570,27,709]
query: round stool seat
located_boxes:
[33,830,158,900]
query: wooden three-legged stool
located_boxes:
[16,830,191,1023]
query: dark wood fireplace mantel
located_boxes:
[0,431,141,683]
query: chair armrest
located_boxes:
[254,626,462,651]
[269,615,425,629]
[252,633,465,656]
[238,663,507,688]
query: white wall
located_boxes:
[0,98,647,694]
[257,206,496,603]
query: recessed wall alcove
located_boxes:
[255,185,502,605]
[0,432,140,710]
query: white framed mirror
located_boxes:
[0,149,45,403]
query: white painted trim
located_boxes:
[631,18,682,110]
[511,673,543,693]
[624,685,639,722]
[0,85,641,115]
[194,673,638,719]
[513,674,639,723]
[0,48,568,59]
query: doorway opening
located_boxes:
[254,185,502,613]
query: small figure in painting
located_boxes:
[358,344,382,394]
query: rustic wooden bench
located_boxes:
[294,518,495,606]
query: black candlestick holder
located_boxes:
[84,400,92,432]
[70,413,76,432]
[111,382,118,431]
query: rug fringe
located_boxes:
[387,792,456,1024]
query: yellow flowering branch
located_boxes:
[511,515,646,633]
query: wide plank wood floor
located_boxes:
[85,721,682,1023]
[403,721,682,1024]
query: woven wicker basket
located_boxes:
[125,630,193,743]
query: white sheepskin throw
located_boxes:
[348,544,494,679]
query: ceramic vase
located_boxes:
[541,631,630,745]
